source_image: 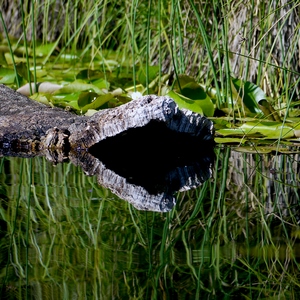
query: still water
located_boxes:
[1,146,300,299]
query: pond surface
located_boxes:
[1,146,300,299]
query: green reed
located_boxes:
[1,0,299,118]
[0,10,20,88]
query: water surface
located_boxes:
[1,146,300,299]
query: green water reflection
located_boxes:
[1,147,300,299]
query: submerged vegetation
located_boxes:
[0,0,300,149]
[1,0,300,299]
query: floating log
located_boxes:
[0,84,87,157]
[0,84,215,211]
[0,84,214,159]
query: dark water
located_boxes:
[1,146,300,299]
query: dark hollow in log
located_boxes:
[0,84,215,211]
[68,94,214,150]
[89,120,214,195]
[0,84,214,160]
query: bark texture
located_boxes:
[68,95,214,149]
[0,84,215,212]
[0,84,214,159]
[0,84,86,156]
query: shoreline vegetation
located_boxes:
[0,1,300,150]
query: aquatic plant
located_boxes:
[0,1,299,152]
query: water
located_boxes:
[1,147,300,299]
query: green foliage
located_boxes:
[0,67,17,84]
[217,121,296,139]
[231,77,265,115]
[0,0,300,145]
[1,1,300,297]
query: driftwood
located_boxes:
[0,84,87,157]
[0,84,215,211]
[0,84,214,157]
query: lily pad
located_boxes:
[214,137,247,144]
[172,74,195,90]
[35,43,57,57]
[77,91,99,108]
[168,83,215,117]
[168,90,203,115]
[54,80,103,94]
[217,121,295,139]
[0,67,17,84]
[231,77,264,115]
[79,93,114,113]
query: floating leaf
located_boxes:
[199,83,219,100]
[0,50,7,66]
[77,91,99,108]
[126,84,144,94]
[14,46,32,57]
[50,92,82,111]
[107,98,124,108]
[180,82,207,100]
[77,69,103,81]
[0,67,19,84]
[49,97,80,112]
[258,99,281,121]
[35,43,57,57]
[168,90,203,115]
[54,80,103,94]
[80,93,114,113]
[15,62,33,82]
[92,78,110,90]
[168,85,214,116]
[217,121,295,139]
[172,74,195,90]
[30,93,51,105]
[214,137,247,144]
[231,77,264,115]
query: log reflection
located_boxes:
[70,122,215,212]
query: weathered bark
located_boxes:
[0,84,215,211]
[0,84,214,159]
[0,84,87,157]
[68,94,214,149]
